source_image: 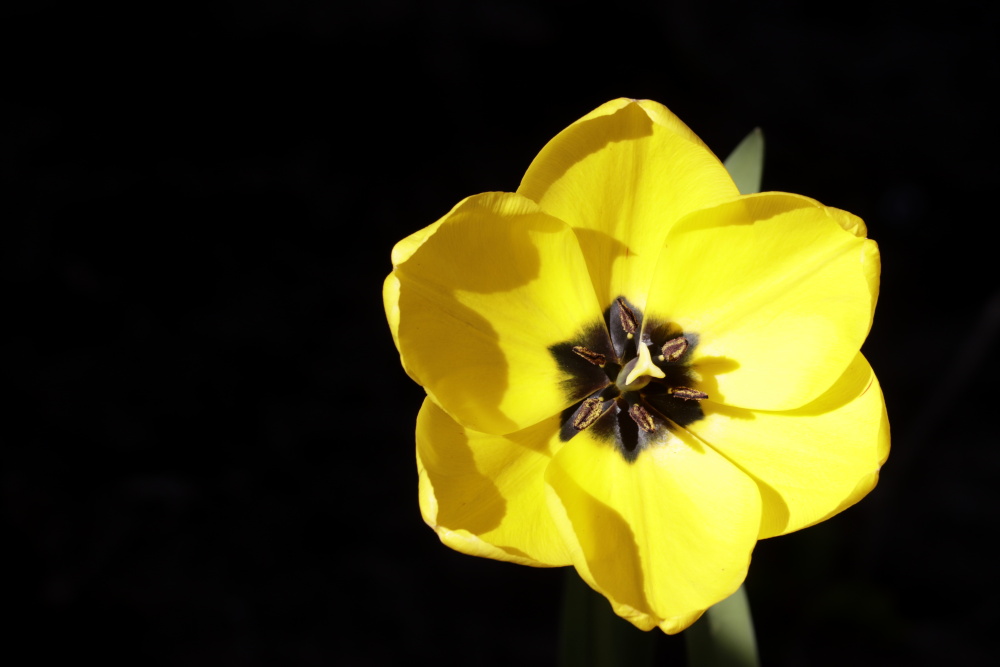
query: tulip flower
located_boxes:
[384,99,888,633]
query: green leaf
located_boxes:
[723,128,765,195]
[558,569,657,667]
[684,585,760,667]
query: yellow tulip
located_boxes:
[384,99,889,634]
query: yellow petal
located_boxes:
[688,352,890,538]
[544,427,761,633]
[391,191,609,434]
[383,272,402,352]
[517,99,739,314]
[645,192,880,410]
[416,397,572,566]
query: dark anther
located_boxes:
[617,298,638,335]
[572,397,605,430]
[669,386,709,401]
[628,403,656,433]
[572,345,606,367]
[552,298,707,459]
[660,336,688,362]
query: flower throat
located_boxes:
[549,297,707,462]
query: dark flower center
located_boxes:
[549,297,707,462]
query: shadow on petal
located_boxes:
[546,455,656,619]
[701,400,755,422]
[419,407,507,536]
[777,353,875,417]
[397,193,608,434]
[745,471,791,537]
[418,401,573,566]
[399,285,516,434]
[520,104,655,197]
[570,227,633,309]
[692,355,741,408]
[691,403,787,535]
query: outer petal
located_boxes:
[383,272,403,354]
[644,192,880,411]
[544,428,761,634]
[390,191,608,434]
[688,352,890,539]
[416,397,572,566]
[517,99,740,313]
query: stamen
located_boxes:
[669,386,708,401]
[617,298,637,337]
[572,397,605,430]
[660,336,688,362]
[572,345,606,367]
[628,403,656,432]
[551,300,707,452]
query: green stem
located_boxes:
[684,585,760,667]
[558,569,657,667]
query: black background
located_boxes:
[6,1,999,665]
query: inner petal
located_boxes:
[392,192,607,434]
[517,100,740,313]
[643,192,879,411]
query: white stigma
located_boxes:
[625,343,666,386]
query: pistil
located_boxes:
[617,342,665,391]
[551,296,709,461]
